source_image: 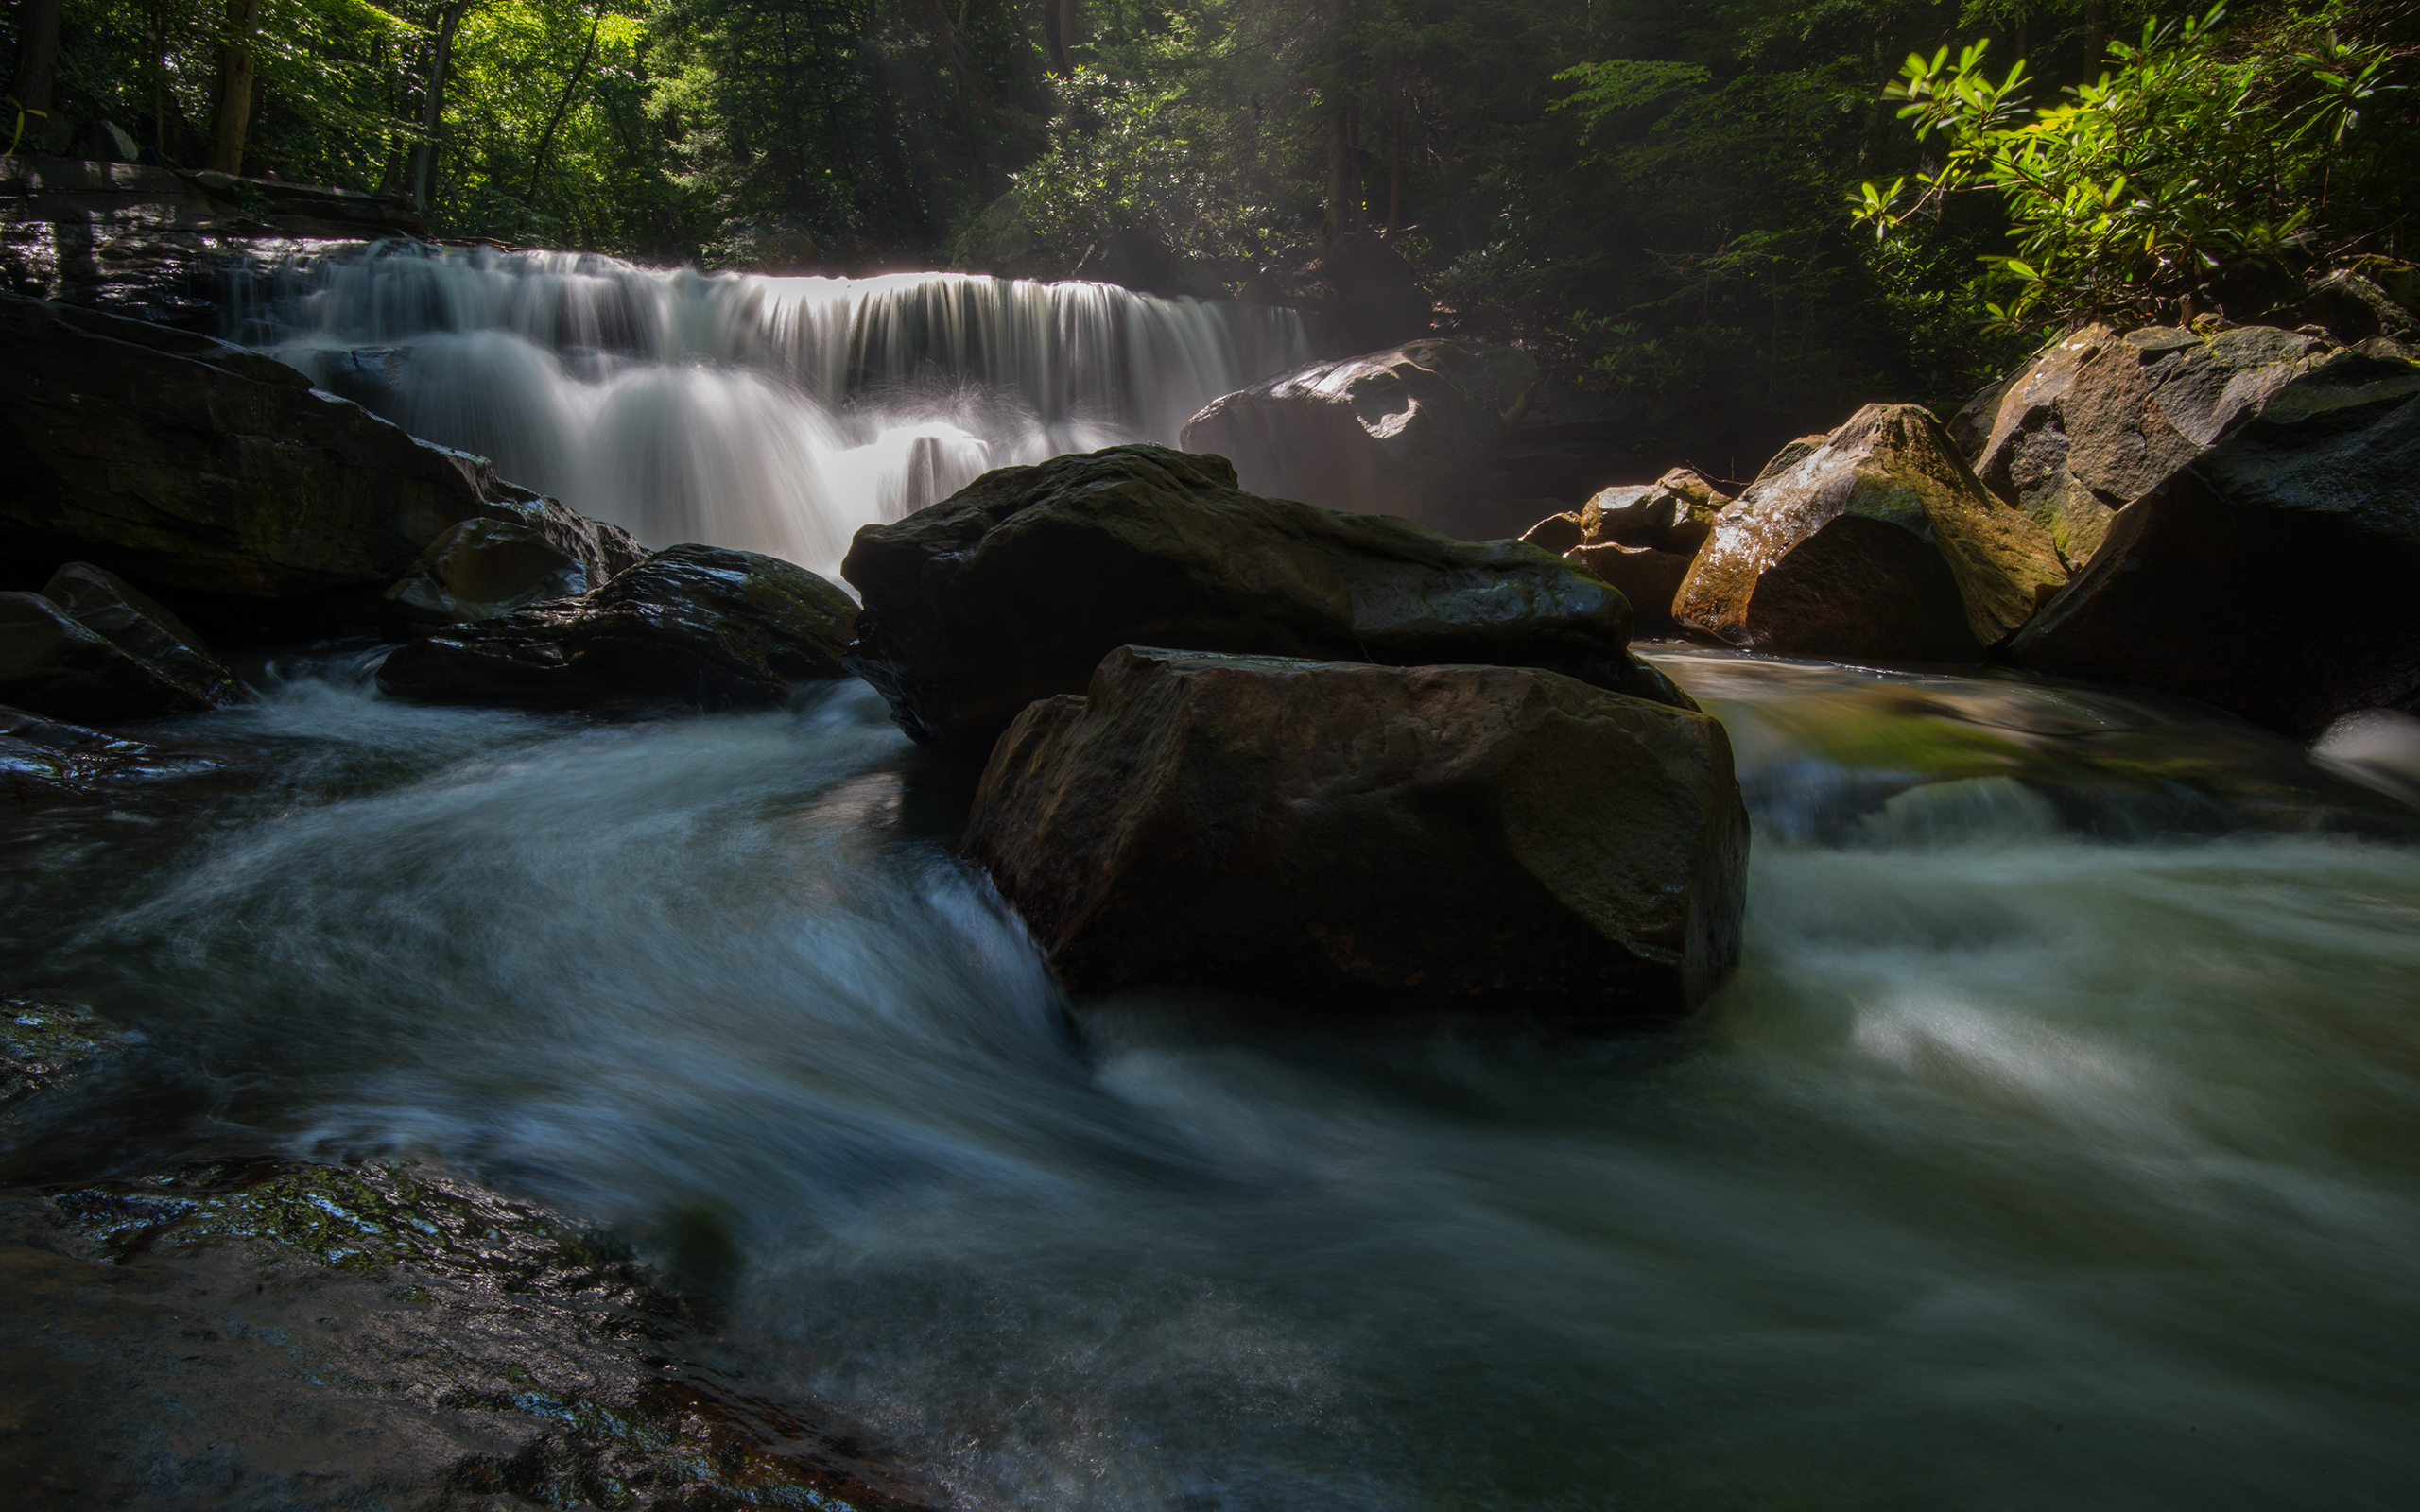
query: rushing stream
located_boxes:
[6,256,2417,1507]
[7,645,2417,1510]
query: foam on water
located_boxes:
[9,652,2418,1509]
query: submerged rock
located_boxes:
[2005,383,2420,736]
[0,562,245,722]
[1674,404,2066,661]
[1178,339,1538,532]
[1957,322,2420,568]
[377,542,857,714]
[0,293,640,612]
[0,1160,942,1511]
[962,645,1748,1020]
[840,444,1691,755]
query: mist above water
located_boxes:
[229,246,1309,572]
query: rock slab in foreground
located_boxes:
[2006,383,2420,736]
[378,543,857,714]
[963,646,1749,1020]
[842,444,1688,755]
[1178,339,1538,534]
[0,562,245,722]
[0,293,644,604]
[1675,404,2066,661]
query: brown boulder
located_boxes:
[1178,339,1538,533]
[377,543,856,715]
[1674,404,2066,660]
[1959,322,2420,568]
[0,294,643,608]
[386,518,595,624]
[840,444,1690,756]
[0,563,244,722]
[2006,382,2420,736]
[961,646,1749,1020]
[1568,543,1693,632]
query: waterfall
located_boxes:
[225,244,1311,574]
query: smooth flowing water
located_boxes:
[8,647,2418,1511]
[225,247,1308,574]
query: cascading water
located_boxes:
[223,244,1309,573]
[9,643,2417,1510]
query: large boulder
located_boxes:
[1178,339,1538,533]
[838,444,1691,756]
[1674,404,2066,661]
[385,517,596,624]
[962,646,1749,1020]
[0,294,643,608]
[0,563,245,722]
[1518,468,1730,631]
[1956,322,2420,568]
[376,544,856,714]
[2005,383,2420,736]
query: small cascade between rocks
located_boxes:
[224,245,1309,573]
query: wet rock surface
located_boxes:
[0,705,264,816]
[2004,382,2420,736]
[0,562,246,723]
[378,543,857,715]
[841,444,1692,756]
[1179,339,1539,534]
[0,1001,944,1511]
[962,645,1749,1020]
[386,518,598,625]
[0,294,639,616]
[1676,404,2066,661]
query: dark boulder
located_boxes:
[1568,544,1693,633]
[386,517,596,624]
[0,563,244,722]
[1674,404,2066,661]
[0,294,642,611]
[839,444,1691,756]
[1958,322,2420,569]
[962,645,1749,1020]
[1178,339,1537,532]
[377,543,856,715]
[2005,384,2420,736]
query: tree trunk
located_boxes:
[524,5,601,205]
[9,0,63,153]
[1323,103,1351,244]
[2083,0,2108,74]
[1385,92,1402,233]
[1041,0,1074,77]
[909,0,1049,142]
[205,0,263,173]
[407,2,470,210]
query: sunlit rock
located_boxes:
[962,646,1748,1020]
[839,443,1692,756]
[1955,322,2420,569]
[2005,383,2420,736]
[386,518,595,625]
[1673,404,2066,660]
[1179,338,1537,533]
[377,543,856,715]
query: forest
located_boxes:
[10,0,2413,455]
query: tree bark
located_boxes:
[909,0,1050,142]
[407,2,471,210]
[9,0,63,153]
[1323,105,1350,243]
[1386,92,1402,234]
[524,4,601,205]
[2083,0,2109,74]
[205,0,263,173]
[1041,0,1075,76]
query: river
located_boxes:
[7,252,2419,1508]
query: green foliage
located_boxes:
[1855,6,2403,331]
